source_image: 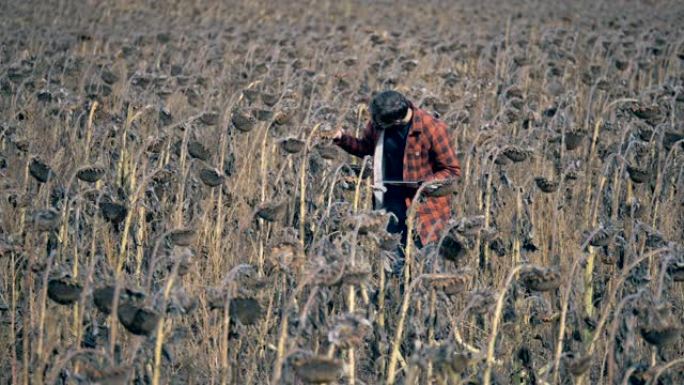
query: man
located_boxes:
[333,90,461,249]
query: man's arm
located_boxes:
[333,121,376,158]
[426,120,461,182]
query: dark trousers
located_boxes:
[383,188,424,275]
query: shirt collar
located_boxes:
[408,102,424,136]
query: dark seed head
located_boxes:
[614,57,628,71]
[519,265,561,292]
[626,165,649,184]
[291,355,343,384]
[314,143,338,160]
[517,346,532,369]
[231,110,257,133]
[100,69,119,85]
[255,200,287,222]
[159,107,173,126]
[564,130,585,150]
[93,286,117,315]
[586,227,613,247]
[100,201,127,224]
[374,231,401,251]
[261,92,278,107]
[47,278,83,305]
[534,177,559,193]
[254,108,274,121]
[279,137,306,154]
[229,297,262,325]
[595,78,611,91]
[167,228,197,247]
[413,341,477,375]
[37,90,52,102]
[76,165,106,183]
[667,260,684,281]
[147,136,167,153]
[241,89,260,103]
[117,302,159,336]
[438,233,469,264]
[400,59,419,72]
[29,158,54,183]
[92,285,143,315]
[198,167,224,187]
[503,86,524,100]
[502,146,530,162]
[662,131,683,151]
[273,108,294,125]
[187,141,211,161]
[199,112,219,126]
[348,164,372,179]
[33,209,60,232]
[467,289,496,315]
[494,154,511,165]
[343,56,358,66]
[80,364,132,385]
[640,326,681,347]
[629,103,662,123]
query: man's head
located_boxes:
[370,90,412,130]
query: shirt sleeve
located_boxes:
[333,121,376,158]
[425,120,461,182]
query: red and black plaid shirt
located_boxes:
[334,103,461,244]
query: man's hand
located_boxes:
[331,121,375,158]
[319,127,345,141]
[332,127,345,140]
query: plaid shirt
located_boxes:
[334,103,461,244]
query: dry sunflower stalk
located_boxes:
[2,2,684,385]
